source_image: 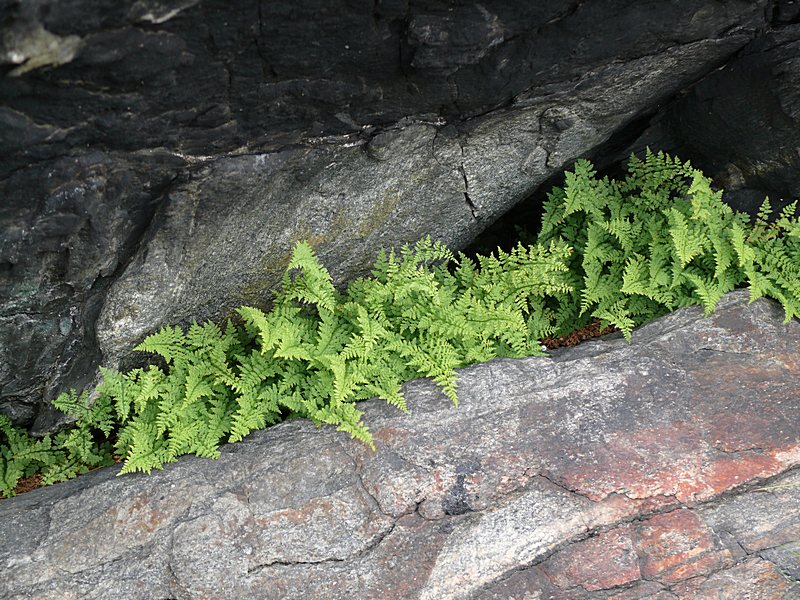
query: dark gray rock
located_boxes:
[0,0,784,431]
[1,291,798,599]
[774,0,800,24]
[0,150,184,430]
[0,0,767,153]
[613,24,800,219]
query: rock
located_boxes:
[1,291,798,599]
[0,150,185,431]
[0,0,776,428]
[614,24,800,218]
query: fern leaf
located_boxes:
[183,364,214,408]
[40,459,86,487]
[593,300,636,341]
[118,420,170,475]
[282,241,339,312]
[684,271,727,315]
[135,325,188,364]
[621,254,650,296]
[668,208,706,267]
[238,306,276,353]
[562,160,598,217]
[313,402,373,448]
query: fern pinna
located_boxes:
[2,150,798,496]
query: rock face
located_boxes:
[631,24,800,218]
[614,22,800,218]
[4,0,794,430]
[1,291,798,599]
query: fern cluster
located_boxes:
[537,151,800,338]
[2,150,798,497]
[0,392,116,495]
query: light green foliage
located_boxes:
[2,150,798,497]
[0,391,116,498]
[537,150,799,339]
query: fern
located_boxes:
[532,148,798,341]
[3,149,799,497]
[134,325,189,365]
[0,416,57,497]
[668,207,706,267]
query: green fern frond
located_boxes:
[183,364,214,408]
[282,241,339,312]
[40,459,87,486]
[118,420,170,475]
[621,254,650,296]
[684,271,731,315]
[135,325,189,364]
[594,300,636,341]
[668,208,706,267]
[563,160,599,217]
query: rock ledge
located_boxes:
[1,290,798,599]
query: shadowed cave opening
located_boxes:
[461,162,669,260]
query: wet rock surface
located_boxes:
[1,291,798,599]
[2,0,787,429]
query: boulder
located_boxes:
[0,0,777,430]
[1,291,798,599]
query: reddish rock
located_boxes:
[634,509,735,585]
[607,583,676,600]
[671,557,795,599]
[543,525,641,591]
